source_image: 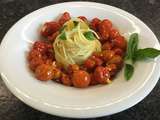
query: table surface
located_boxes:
[0,0,160,120]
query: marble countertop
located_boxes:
[0,0,160,120]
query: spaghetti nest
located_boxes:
[53,18,101,68]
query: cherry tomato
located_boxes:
[35,64,57,80]
[92,52,103,59]
[33,41,52,53]
[100,19,112,30]
[113,48,124,57]
[90,73,99,85]
[27,49,42,61]
[106,64,117,76]
[112,36,127,50]
[58,12,71,26]
[102,42,113,50]
[78,16,88,22]
[90,18,101,31]
[48,31,59,42]
[41,22,60,37]
[90,56,103,66]
[99,28,110,41]
[84,58,96,69]
[102,50,115,62]
[61,73,72,86]
[68,64,79,74]
[109,28,120,39]
[94,66,110,84]
[29,57,44,71]
[108,55,123,69]
[72,70,91,88]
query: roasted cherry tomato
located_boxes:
[90,56,103,66]
[109,28,120,39]
[100,19,112,30]
[72,70,91,88]
[112,36,127,50]
[102,50,115,62]
[84,58,96,69]
[90,73,99,85]
[102,42,113,50]
[106,64,117,76]
[94,66,110,84]
[58,12,71,26]
[113,48,124,57]
[108,55,123,69]
[90,18,101,31]
[41,22,60,37]
[68,64,79,74]
[61,73,72,86]
[48,31,59,42]
[35,64,61,81]
[29,57,44,71]
[78,16,88,22]
[28,49,42,61]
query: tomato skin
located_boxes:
[90,73,99,85]
[48,31,59,42]
[68,64,79,74]
[41,22,60,37]
[84,58,96,69]
[100,19,112,30]
[72,70,91,88]
[102,50,115,62]
[113,48,124,57]
[108,55,123,69]
[33,41,52,53]
[94,66,110,84]
[29,57,44,71]
[78,16,88,22]
[28,49,42,61]
[91,18,101,31]
[98,19,113,41]
[106,64,117,76]
[112,36,127,50]
[110,28,120,39]
[102,42,113,50]
[35,64,60,81]
[61,73,72,86]
[58,12,71,26]
[90,56,103,66]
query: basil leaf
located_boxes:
[83,31,95,40]
[59,25,67,33]
[134,48,160,60]
[73,21,79,27]
[59,32,66,40]
[124,64,134,80]
[125,33,139,63]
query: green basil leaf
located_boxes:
[134,48,160,60]
[124,64,134,80]
[59,25,67,33]
[125,33,139,63]
[59,32,66,40]
[73,21,79,27]
[83,31,95,40]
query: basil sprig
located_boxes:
[125,33,139,63]
[83,31,95,40]
[59,32,66,40]
[124,33,160,80]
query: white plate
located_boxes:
[0,2,160,118]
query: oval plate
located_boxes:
[0,2,160,118]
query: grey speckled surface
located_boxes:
[0,0,160,120]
